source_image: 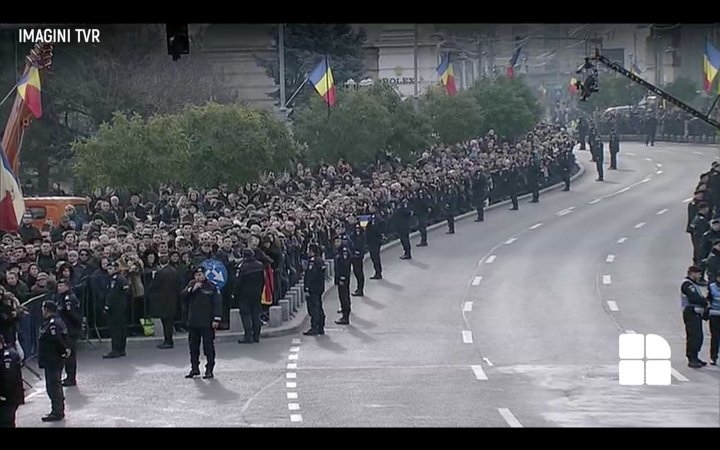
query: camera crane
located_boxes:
[589,48,720,130]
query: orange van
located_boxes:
[24,196,89,228]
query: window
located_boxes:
[28,206,46,219]
[618,334,671,385]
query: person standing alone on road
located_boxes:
[38,300,69,422]
[609,129,620,170]
[681,266,709,368]
[592,136,604,181]
[183,267,221,379]
[234,249,265,344]
[302,244,326,336]
[103,261,130,359]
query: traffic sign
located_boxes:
[201,259,227,291]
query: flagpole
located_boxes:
[325,54,330,118]
[286,75,310,107]
[0,84,16,108]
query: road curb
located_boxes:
[79,162,586,351]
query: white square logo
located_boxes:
[618,334,672,386]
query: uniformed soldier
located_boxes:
[412,188,431,246]
[365,205,384,280]
[593,137,604,181]
[442,183,459,234]
[38,300,69,422]
[394,196,413,259]
[680,266,709,368]
[609,129,620,170]
[472,168,488,222]
[0,333,24,428]
[702,218,720,263]
[558,149,575,191]
[578,117,588,150]
[55,279,82,387]
[527,155,542,203]
[704,271,720,366]
[502,164,520,211]
[183,267,221,379]
[690,203,711,271]
[588,124,598,161]
[234,249,265,344]
[333,236,352,325]
[303,244,326,335]
[103,261,130,359]
[347,216,366,297]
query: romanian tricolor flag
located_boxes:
[309,57,336,107]
[436,55,457,96]
[569,77,579,94]
[16,67,42,119]
[507,46,522,78]
[0,143,24,233]
[703,41,720,94]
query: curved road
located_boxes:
[17,142,719,427]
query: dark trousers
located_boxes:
[351,258,364,293]
[338,281,351,319]
[595,159,604,180]
[44,367,64,415]
[683,307,703,362]
[64,336,78,382]
[417,216,428,244]
[509,191,518,209]
[239,300,262,341]
[161,317,174,344]
[709,315,720,361]
[645,129,656,145]
[446,214,455,233]
[188,327,215,372]
[579,132,586,149]
[475,202,484,221]
[562,171,570,190]
[399,231,411,256]
[692,239,704,266]
[610,151,618,169]
[110,321,127,354]
[369,245,382,276]
[0,404,18,428]
[306,292,325,332]
[530,183,539,202]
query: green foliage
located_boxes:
[422,86,485,143]
[468,76,541,139]
[664,77,702,107]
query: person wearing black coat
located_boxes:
[704,241,720,283]
[182,267,221,379]
[593,137,604,181]
[333,236,352,325]
[0,290,19,350]
[393,197,413,259]
[558,149,575,191]
[102,262,131,359]
[37,300,69,422]
[412,188,431,247]
[502,165,520,211]
[690,204,712,271]
[365,205,384,280]
[234,249,265,344]
[609,130,620,170]
[303,244,326,336]
[578,117,588,150]
[441,184,459,234]
[472,169,488,222]
[146,257,181,349]
[55,280,82,387]
[701,219,720,262]
[346,217,366,297]
[0,333,24,428]
[526,157,542,203]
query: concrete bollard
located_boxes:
[279,299,290,321]
[269,306,282,328]
[326,259,334,280]
[294,286,304,305]
[229,308,243,332]
[152,318,163,338]
[288,291,298,311]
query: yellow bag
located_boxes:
[139,318,155,336]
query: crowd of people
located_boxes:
[594,106,717,139]
[683,162,720,369]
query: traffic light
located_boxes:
[166,24,189,61]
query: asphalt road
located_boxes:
[17,143,720,427]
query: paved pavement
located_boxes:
[18,143,720,427]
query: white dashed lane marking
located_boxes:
[642,178,651,183]
[634,222,646,229]
[645,157,652,161]
[657,170,663,174]
[671,368,689,382]
[292,338,301,345]
[602,275,612,285]
[617,237,628,244]
[529,223,543,230]
[290,414,303,423]
[483,357,494,367]
[607,301,619,311]
[286,373,297,379]
[657,208,668,215]
[589,198,602,204]
[470,365,489,380]
[498,408,523,428]
[485,255,496,264]
[287,392,298,399]
[290,346,300,353]
[656,163,662,168]
[286,382,297,389]
[626,152,636,156]
[556,207,575,216]
[606,254,615,263]
[287,363,298,370]
[617,187,630,194]
[472,276,482,286]
[462,330,473,344]
[463,302,473,312]
[505,238,517,245]
[288,354,298,360]
[288,403,301,411]
[693,151,703,155]
[625,329,636,334]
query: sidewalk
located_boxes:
[78,162,586,352]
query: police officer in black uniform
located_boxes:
[0,333,24,427]
[609,129,620,170]
[472,167,488,222]
[527,154,542,203]
[366,205,384,280]
[442,183,459,234]
[503,163,520,211]
[234,248,265,344]
[394,196,413,259]
[333,236,352,325]
[680,266,709,368]
[413,188,431,247]
[183,267,221,379]
[593,137,604,181]
[38,300,69,422]
[347,216,366,297]
[55,279,82,387]
[303,244,326,335]
[103,261,130,359]
[690,203,711,270]
[578,117,588,150]
[558,149,575,191]
[588,124,598,161]
[645,112,657,146]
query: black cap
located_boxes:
[308,243,320,254]
[688,265,702,273]
[42,300,58,312]
[194,266,205,275]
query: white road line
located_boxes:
[505,238,517,245]
[288,354,298,360]
[291,338,301,345]
[498,408,523,428]
[645,157,652,161]
[671,368,689,382]
[617,237,628,244]
[607,301,619,311]
[625,330,637,334]
[656,163,662,168]
[286,372,297,379]
[529,223,543,230]
[602,275,612,285]
[290,414,303,423]
[485,255,497,264]
[286,382,297,389]
[657,208,668,215]
[482,357,494,367]
[617,187,630,194]
[288,403,301,411]
[287,392,298,399]
[634,222,646,229]
[626,152,636,156]
[642,178,651,183]
[556,207,575,216]
[471,276,483,286]
[683,197,693,203]
[693,151,703,155]
[657,170,663,174]
[589,198,602,204]
[462,330,473,344]
[25,388,44,400]
[287,363,298,370]
[463,302,473,312]
[290,346,300,353]
[606,254,615,263]
[470,365,489,380]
